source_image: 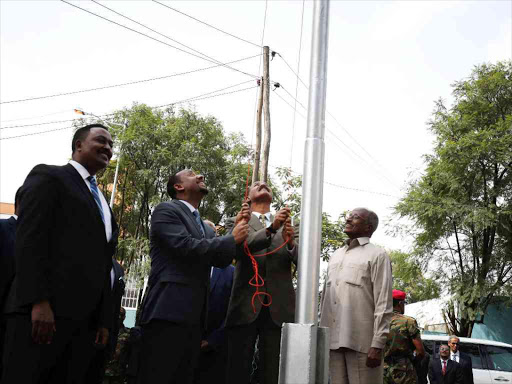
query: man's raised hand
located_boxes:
[232,222,249,244]
[235,201,251,225]
[271,206,291,231]
[282,218,295,248]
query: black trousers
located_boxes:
[1,314,96,384]
[226,307,282,384]
[136,320,201,384]
[85,347,108,384]
[194,342,228,384]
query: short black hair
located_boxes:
[14,186,23,212]
[71,124,109,153]
[167,172,182,199]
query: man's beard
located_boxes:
[199,186,209,195]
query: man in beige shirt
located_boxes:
[320,207,393,384]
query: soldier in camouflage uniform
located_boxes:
[104,307,130,384]
[384,290,425,384]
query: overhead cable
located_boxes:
[1,81,258,140]
[89,0,257,79]
[0,54,260,106]
[152,0,262,48]
[60,1,259,79]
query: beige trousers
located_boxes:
[329,348,383,384]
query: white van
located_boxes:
[421,334,512,384]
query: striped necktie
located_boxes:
[87,176,105,224]
[259,214,267,228]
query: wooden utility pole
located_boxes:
[252,77,264,184]
[261,46,271,183]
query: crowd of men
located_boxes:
[0,123,476,384]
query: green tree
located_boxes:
[389,250,440,304]
[76,103,253,272]
[394,61,512,336]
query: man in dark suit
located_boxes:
[194,264,235,384]
[225,181,298,384]
[136,169,249,384]
[449,336,474,384]
[0,187,22,378]
[1,124,119,384]
[428,344,463,384]
[86,258,125,383]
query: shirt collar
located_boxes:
[12,214,18,220]
[69,160,91,181]
[252,211,271,220]
[345,237,370,247]
[178,199,197,213]
[451,351,459,357]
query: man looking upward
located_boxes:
[136,169,249,384]
[225,181,298,384]
[320,207,393,384]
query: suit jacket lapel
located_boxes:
[64,164,105,231]
[249,214,263,232]
[173,200,203,239]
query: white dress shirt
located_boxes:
[179,199,197,214]
[451,351,460,362]
[252,211,272,227]
[69,160,112,242]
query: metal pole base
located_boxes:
[278,323,330,384]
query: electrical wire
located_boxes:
[151,0,261,49]
[0,54,260,106]
[0,82,258,140]
[0,109,71,123]
[60,1,259,80]
[89,0,258,79]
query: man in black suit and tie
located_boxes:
[0,187,22,377]
[449,336,474,384]
[1,124,119,384]
[225,181,298,384]
[86,258,126,383]
[428,344,463,384]
[136,169,249,384]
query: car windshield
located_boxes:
[486,346,512,372]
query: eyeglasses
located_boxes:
[450,342,459,345]
[440,347,450,351]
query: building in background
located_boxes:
[406,297,512,344]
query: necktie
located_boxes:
[87,176,105,224]
[193,210,205,237]
[442,360,447,375]
[259,214,267,228]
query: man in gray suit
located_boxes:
[225,181,298,384]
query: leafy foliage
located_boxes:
[394,61,512,336]
[389,250,441,304]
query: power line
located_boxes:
[89,0,257,79]
[60,1,259,80]
[273,87,400,191]
[1,81,258,141]
[151,0,261,49]
[0,54,260,105]
[0,109,71,123]
[275,52,401,188]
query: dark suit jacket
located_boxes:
[13,164,118,328]
[428,359,464,384]
[109,259,125,357]
[140,199,236,328]
[0,217,17,308]
[205,265,235,349]
[225,213,299,327]
[457,352,474,384]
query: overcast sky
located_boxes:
[1,0,511,252]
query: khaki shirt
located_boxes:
[319,237,393,353]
